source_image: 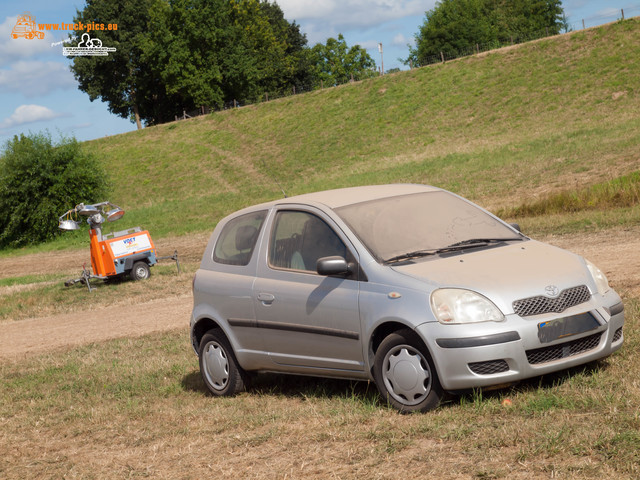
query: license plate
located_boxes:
[537,312,600,344]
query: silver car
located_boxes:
[190,184,624,412]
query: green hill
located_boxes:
[89,18,640,240]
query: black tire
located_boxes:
[199,329,247,397]
[373,329,443,413]
[130,261,150,281]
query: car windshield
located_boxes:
[335,191,522,262]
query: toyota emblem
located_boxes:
[544,285,560,297]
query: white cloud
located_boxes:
[358,39,382,50]
[276,0,340,21]
[0,15,58,64]
[278,0,427,26]
[392,33,413,47]
[277,0,432,43]
[0,104,64,130]
[0,60,75,97]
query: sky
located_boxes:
[1,1,638,146]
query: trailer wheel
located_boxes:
[130,261,150,281]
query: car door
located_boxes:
[198,210,268,356]
[253,208,364,372]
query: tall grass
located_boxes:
[499,171,640,217]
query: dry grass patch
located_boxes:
[1,297,638,479]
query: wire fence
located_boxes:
[174,7,638,122]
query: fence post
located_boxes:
[292,86,296,95]
[350,73,354,83]
[476,44,479,55]
[582,19,585,29]
[265,92,269,102]
[510,35,513,45]
[440,51,445,63]
[545,26,549,36]
[321,79,323,89]
[233,99,237,108]
[621,8,625,20]
[183,110,186,120]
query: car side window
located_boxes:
[269,211,347,272]
[213,211,267,266]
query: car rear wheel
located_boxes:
[373,329,443,413]
[199,329,246,397]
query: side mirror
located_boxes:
[317,256,351,276]
[509,223,521,233]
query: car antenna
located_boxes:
[260,157,287,198]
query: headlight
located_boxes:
[586,259,610,295]
[430,288,505,324]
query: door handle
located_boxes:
[257,293,275,305]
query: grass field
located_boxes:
[3,17,635,255]
[1,299,638,478]
[1,19,640,479]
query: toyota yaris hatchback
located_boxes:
[190,184,624,412]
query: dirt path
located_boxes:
[541,228,640,297]
[0,295,192,362]
[0,228,638,361]
[0,234,207,361]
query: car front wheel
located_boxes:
[199,329,246,397]
[373,329,443,413]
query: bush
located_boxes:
[0,132,109,248]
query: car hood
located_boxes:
[391,240,593,315]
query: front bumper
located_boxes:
[417,300,624,391]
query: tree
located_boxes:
[490,0,565,41]
[70,0,167,129]
[0,133,108,249]
[256,2,315,93]
[311,34,377,87]
[145,0,229,112]
[145,0,314,111]
[70,1,375,125]
[406,0,564,66]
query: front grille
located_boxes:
[526,332,602,364]
[468,360,510,375]
[513,285,590,317]
[612,327,623,343]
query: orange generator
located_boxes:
[59,202,174,291]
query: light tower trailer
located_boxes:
[59,202,178,291]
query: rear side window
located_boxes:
[213,211,267,266]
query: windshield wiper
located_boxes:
[383,249,438,264]
[384,238,523,264]
[446,237,523,248]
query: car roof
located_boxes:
[244,183,440,212]
[224,184,444,223]
[285,184,442,209]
